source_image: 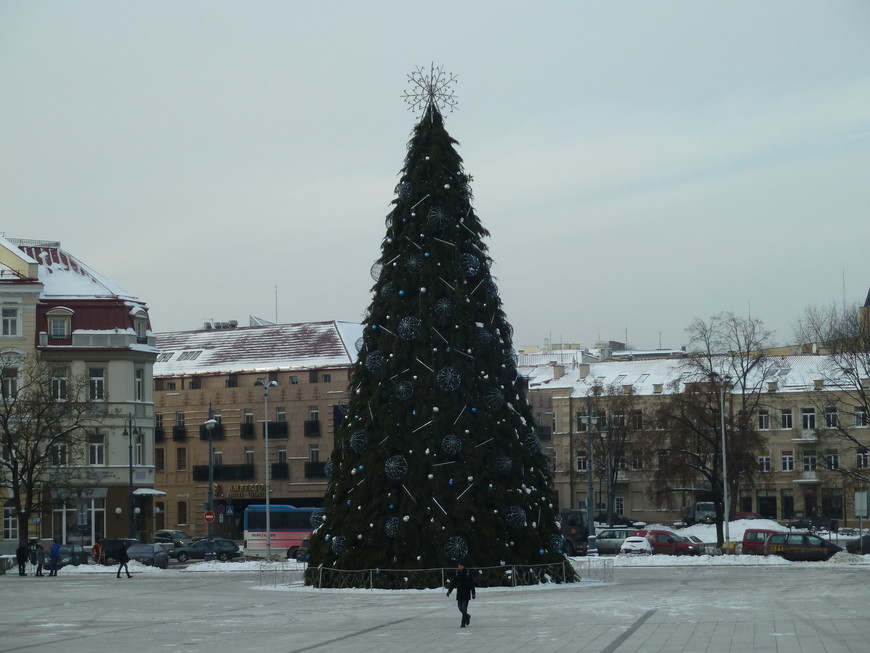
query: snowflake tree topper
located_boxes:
[402,63,458,115]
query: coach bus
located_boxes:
[243,504,320,559]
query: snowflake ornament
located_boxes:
[402,63,459,114]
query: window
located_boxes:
[226,374,238,388]
[824,407,838,429]
[167,382,177,391]
[51,368,68,400]
[757,411,769,430]
[277,446,287,464]
[308,406,319,421]
[175,412,185,427]
[156,352,174,362]
[824,452,839,470]
[1,307,20,336]
[88,434,105,466]
[309,444,320,463]
[321,373,332,383]
[52,444,68,466]
[781,450,794,472]
[176,447,187,471]
[309,370,318,383]
[855,408,868,428]
[801,408,816,430]
[780,409,793,429]
[631,411,643,430]
[290,375,299,385]
[135,436,143,466]
[615,496,625,516]
[276,408,287,422]
[802,449,817,472]
[757,455,771,472]
[244,447,254,466]
[188,376,201,390]
[135,369,144,401]
[213,448,223,467]
[177,350,203,361]
[89,367,105,400]
[177,501,188,525]
[1,365,20,398]
[857,449,870,469]
[630,451,643,471]
[575,455,587,472]
[3,505,18,540]
[244,411,254,425]
[133,316,147,341]
[155,448,165,472]
[48,316,70,339]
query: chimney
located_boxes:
[578,363,590,379]
[552,363,564,380]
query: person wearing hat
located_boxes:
[446,561,476,627]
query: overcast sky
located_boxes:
[2,1,868,350]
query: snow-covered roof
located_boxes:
[154,320,364,377]
[8,238,136,300]
[523,354,855,398]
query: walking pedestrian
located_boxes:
[16,542,29,577]
[48,540,61,576]
[446,561,476,627]
[117,540,132,578]
[34,542,45,576]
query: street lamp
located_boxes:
[204,405,218,543]
[713,373,732,550]
[122,413,139,539]
[579,399,599,557]
[255,378,278,560]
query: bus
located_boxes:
[243,505,320,559]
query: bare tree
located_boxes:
[794,300,870,489]
[646,313,775,545]
[0,352,104,543]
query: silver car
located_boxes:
[595,528,633,554]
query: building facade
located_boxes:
[527,353,870,528]
[1,237,158,545]
[152,320,363,547]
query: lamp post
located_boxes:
[255,378,278,560]
[580,399,599,557]
[122,413,139,539]
[714,373,732,550]
[204,405,218,543]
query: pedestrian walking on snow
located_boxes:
[117,540,132,578]
[446,561,476,627]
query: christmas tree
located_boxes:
[306,67,568,587]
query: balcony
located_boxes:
[239,423,256,440]
[265,421,288,439]
[304,420,321,437]
[271,462,289,480]
[192,464,255,481]
[793,470,820,483]
[305,462,328,478]
[199,423,225,440]
[172,426,187,441]
[791,433,818,443]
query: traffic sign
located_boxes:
[204,510,216,523]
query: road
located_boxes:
[1,564,867,652]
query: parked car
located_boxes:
[619,536,652,555]
[97,538,140,565]
[58,544,89,568]
[787,516,838,532]
[153,542,176,559]
[594,528,633,554]
[632,529,701,555]
[174,538,241,562]
[593,514,643,528]
[844,534,870,554]
[734,512,762,520]
[154,530,194,547]
[764,532,843,561]
[295,538,311,562]
[127,543,170,569]
[741,529,781,555]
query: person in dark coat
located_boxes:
[446,561,476,627]
[34,542,45,576]
[116,541,132,578]
[16,542,29,576]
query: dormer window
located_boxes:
[131,308,149,344]
[45,306,74,341]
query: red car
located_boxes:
[741,528,780,555]
[631,529,701,555]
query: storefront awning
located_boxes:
[132,488,166,496]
